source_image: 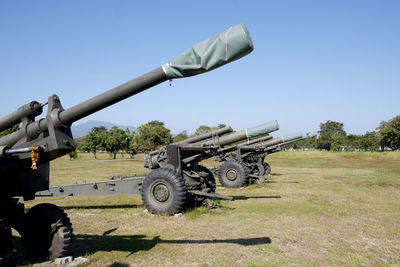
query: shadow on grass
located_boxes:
[232,195,281,200]
[60,204,142,210]
[268,180,300,184]
[108,263,130,267]
[271,172,312,176]
[73,229,271,256]
[3,231,272,265]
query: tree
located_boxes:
[347,134,362,150]
[173,130,188,143]
[124,129,137,158]
[318,120,347,151]
[377,115,400,150]
[193,125,212,136]
[148,120,165,126]
[68,151,78,160]
[103,126,130,159]
[134,121,172,152]
[0,125,19,137]
[359,131,379,151]
[81,126,107,159]
[217,124,227,129]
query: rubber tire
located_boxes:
[263,162,271,175]
[22,203,73,260]
[141,168,187,215]
[197,165,216,192]
[255,162,266,176]
[218,161,249,188]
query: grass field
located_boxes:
[2,151,400,266]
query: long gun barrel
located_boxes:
[0,102,43,132]
[238,135,273,147]
[175,126,233,145]
[144,121,279,169]
[241,132,317,154]
[0,24,254,148]
[194,120,279,147]
[268,132,317,150]
[253,132,303,149]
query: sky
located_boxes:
[0,1,399,136]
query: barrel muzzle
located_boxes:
[162,24,254,79]
[246,120,279,138]
[282,132,303,142]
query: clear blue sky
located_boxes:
[1,1,399,136]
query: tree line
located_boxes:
[285,115,400,151]
[74,120,231,158]
[1,116,399,158]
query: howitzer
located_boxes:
[213,132,316,185]
[251,132,317,175]
[141,120,279,214]
[0,24,254,260]
[259,132,318,157]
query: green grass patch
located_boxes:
[1,151,400,266]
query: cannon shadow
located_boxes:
[231,195,281,200]
[60,204,142,210]
[72,229,271,256]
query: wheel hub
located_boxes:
[225,169,238,181]
[153,184,170,202]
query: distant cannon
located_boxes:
[0,24,254,260]
[141,121,279,214]
[212,132,317,186]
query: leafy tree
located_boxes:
[217,124,227,129]
[377,115,400,150]
[103,126,130,159]
[73,136,86,152]
[347,134,362,150]
[287,136,318,150]
[124,129,137,158]
[193,125,212,136]
[0,125,19,137]
[68,151,78,160]
[359,131,379,151]
[81,126,107,159]
[173,130,188,143]
[148,120,165,126]
[134,121,172,152]
[318,120,347,151]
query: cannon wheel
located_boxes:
[263,162,271,175]
[141,168,187,215]
[255,162,265,176]
[22,203,73,260]
[218,161,249,188]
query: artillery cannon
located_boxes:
[255,132,317,175]
[141,120,279,214]
[213,132,317,186]
[0,24,254,260]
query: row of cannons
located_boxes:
[0,24,314,261]
[142,121,315,214]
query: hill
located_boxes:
[71,120,136,137]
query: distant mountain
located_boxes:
[71,120,137,137]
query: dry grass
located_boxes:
[3,151,400,266]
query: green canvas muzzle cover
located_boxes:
[282,132,303,142]
[246,120,279,138]
[162,24,254,79]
